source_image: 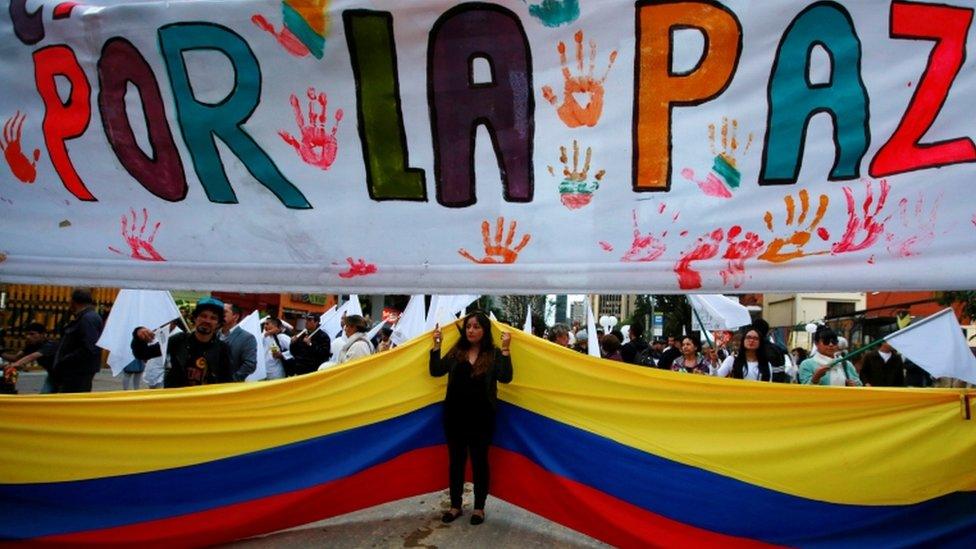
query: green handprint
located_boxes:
[526,0,580,28]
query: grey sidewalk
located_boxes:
[230,487,607,548]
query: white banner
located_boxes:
[2,1,975,292]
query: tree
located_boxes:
[498,295,546,328]
[652,295,693,338]
[936,291,976,322]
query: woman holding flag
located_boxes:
[799,326,862,386]
[429,312,513,525]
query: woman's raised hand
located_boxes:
[500,331,511,352]
[432,323,442,351]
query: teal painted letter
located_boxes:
[159,23,311,209]
[760,2,869,184]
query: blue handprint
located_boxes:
[526,0,580,28]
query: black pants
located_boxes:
[57,371,95,393]
[445,422,493,510]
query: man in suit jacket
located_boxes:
[221,302,257,382]
[859,342,905,387]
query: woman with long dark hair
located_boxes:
[799,326,862,386]
[716,327,774,381]
[430,312,513,525]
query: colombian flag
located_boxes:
[2,322,975,546]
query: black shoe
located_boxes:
[441,509,462,523]
[470,512,485,525]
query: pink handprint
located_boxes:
[108,208,164,261]
[338,257,378,278]
[279,87,343,171]
[674,228,724,290]
[252,14,311,57]
[886,192,942,258]
[831,179,891,254]
[720,226,765,288]
[617,205,679,262]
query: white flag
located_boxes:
[586,299,599,358]
[425,295,479,330]
[688,294,752,331]
[323,296,362,339]
[523,304,533,333]
[885,308,976,385]
[391,295,427,346]
[97,289,182,376]
[239,311,266,382]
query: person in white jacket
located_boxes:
[319,315,374,370]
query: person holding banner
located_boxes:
[715,327,787,382]
[799,327,862,386]
[430,313,513,526]
[134,297,232,388]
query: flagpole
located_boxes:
[687,297,715,349]
[826,337,885,368]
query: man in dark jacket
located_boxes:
[132,297,232,388]
[52,289,104,393]
[620,321,649,364]
[859,342,905,387]
[289,313,331,375]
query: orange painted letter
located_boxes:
[633,1,741,191]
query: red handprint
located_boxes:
[252,14,311,57]
[616,206,679,262]
[674,228,724,290]
[2,111,41,184]
[831,179,891,254]
[458,217,532,264]
[886,192,942,258]
[541,30,618,128]
[109,208,165,261]
[279,87,343,171]
[338,257,378,278]
[721,226,765,288]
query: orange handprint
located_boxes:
[252,13,311,57]
[541,30,618,128]
[759,189,831,263]
[458,217,531,264]
[2,111,41,184]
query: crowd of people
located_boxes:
[0,291,959,394]
[544,318,938,388]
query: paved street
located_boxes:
[11,369,606,548]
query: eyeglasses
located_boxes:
[822,339,839,345]
[744,335,761,341]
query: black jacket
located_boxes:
[429,348,513,412]
[620,337,648,364]
[163,331,232,387]
[860,350,905,387]
[53,306,104,376]
[290,329,331,374]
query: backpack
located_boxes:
[635,347,658,368]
